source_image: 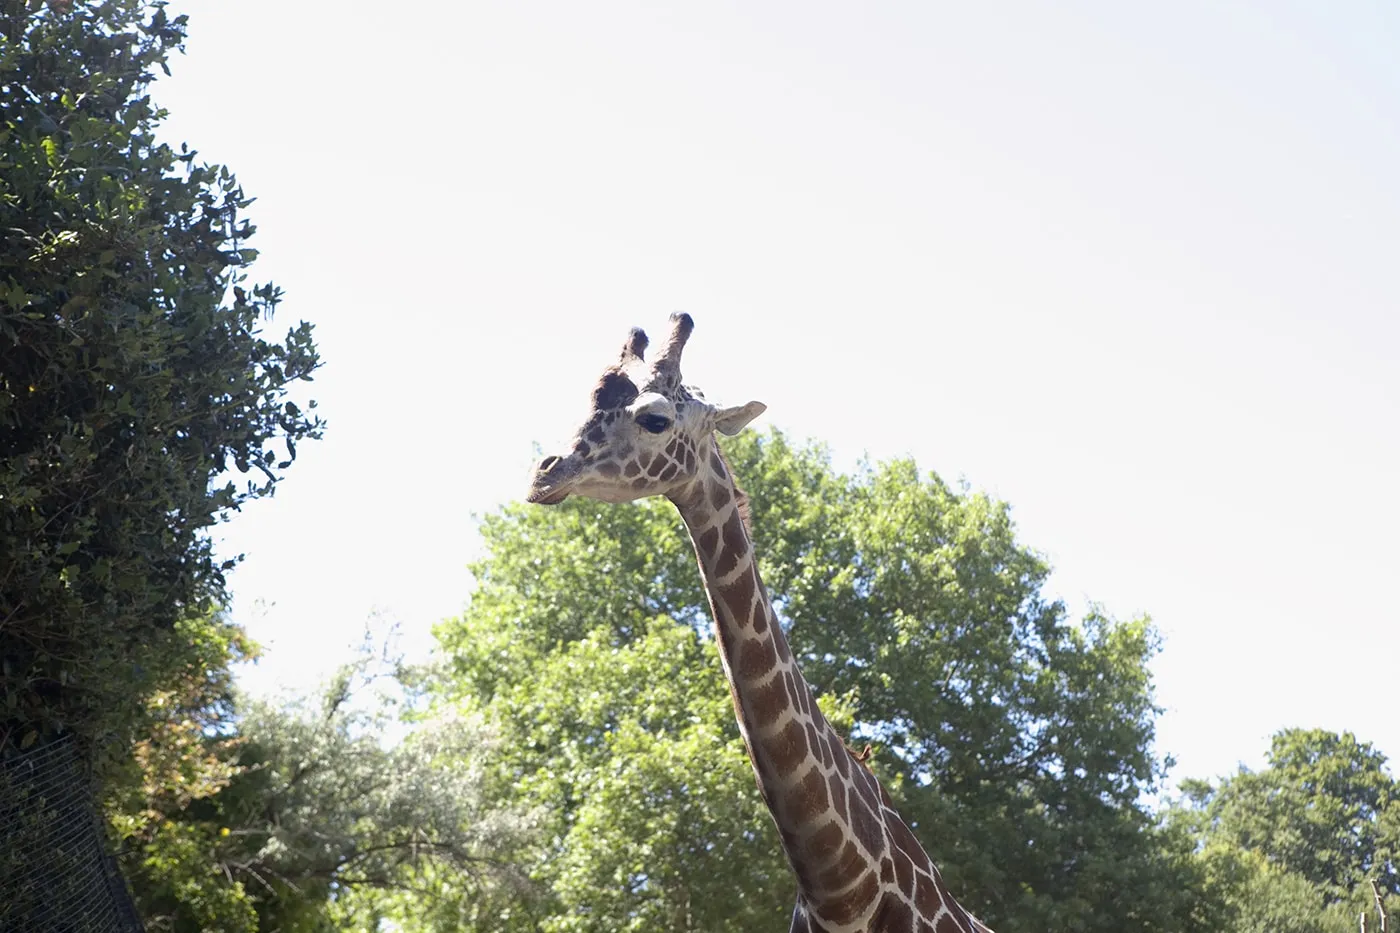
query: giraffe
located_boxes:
[526,313,995,933]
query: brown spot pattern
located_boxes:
[816,841,866,890]
[815,870,878,926]
[715,621,739,658]
[802,820,845,864]
[824,732,845,770]
[709,480,728,511]
[914,872,944,917]
[720,511,747,564]
[748,676,789,729]
[770,719,809,776]
[893,847,915,896]
[873,895,915,932]
[719,570,755,619]
[848,794,885,858]
[830,773,850,824]
[936,911,964,933]
[796,678,816,718]
[788,766,830,824]
[783,669,802,710]
[697,526,719,560]
[889,815,925,863]
[713,537,741,578]
[834,735,852,778]
[770,621,788,655]
[737,636,776,679]
[804,721,822,764]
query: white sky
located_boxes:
[155,1,1399,787]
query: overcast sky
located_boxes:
[156,0,1399,787]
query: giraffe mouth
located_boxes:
[527,456,580,506]
[527,486,571,506]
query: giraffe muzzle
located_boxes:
[526,455,580,505]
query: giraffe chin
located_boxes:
[526,487,571,506]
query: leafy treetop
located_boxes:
[0,0,323,754]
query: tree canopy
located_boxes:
[0,0,322,756]
[1175,728,1399,933]
[106,632,534,933]
[429,429,1204,932]
[2,4,324,927]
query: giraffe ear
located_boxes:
[714,401,766,436]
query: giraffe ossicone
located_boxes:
[527,313,994,933]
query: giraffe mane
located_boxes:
[713,444,752,536]
[735,483,752,536]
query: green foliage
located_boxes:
[1174,728,1399,932]
[131,819,261,933]
[504,617,799,931]
[0,0,323,753]
[431,428,1199,932]
[110,634,536,932]
[102,609,262,932]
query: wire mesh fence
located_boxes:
[0,733,145,932]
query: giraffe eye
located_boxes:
[636,413,671,434]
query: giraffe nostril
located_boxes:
[538,455,561,472]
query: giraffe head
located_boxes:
[527,313,765,507]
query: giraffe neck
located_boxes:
[668,446,992,933]
[669,448,892,928]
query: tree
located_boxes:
[108,629,535,932]
[101,609,262,932]
[442,614,801,932]
[0,0,323,757]
[1175,728,1400,933]
[430,428,1205,932]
